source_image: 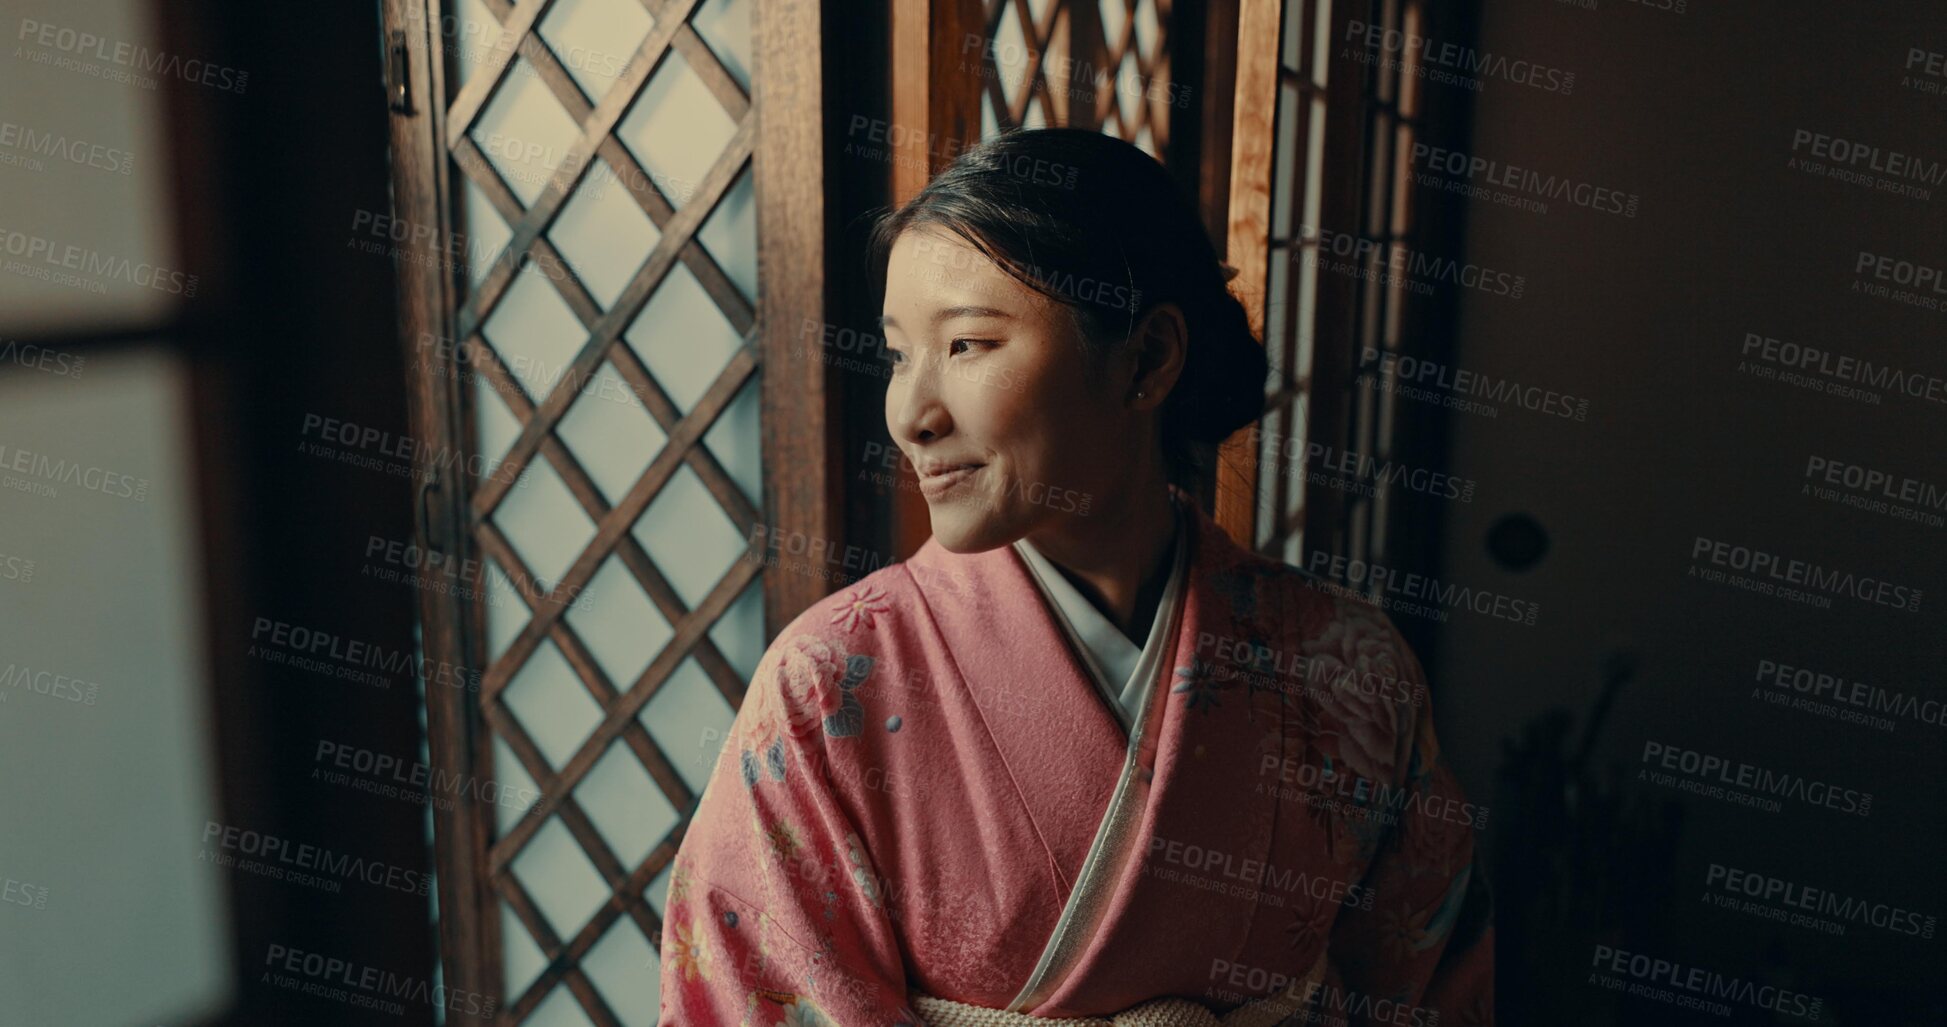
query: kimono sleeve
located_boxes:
[658,625,920,1027]
[1319,617,1495,1026]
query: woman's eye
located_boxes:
[950,338,991,356]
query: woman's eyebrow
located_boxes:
[878,305,1013,330]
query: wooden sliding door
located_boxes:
[377,0,837,1021]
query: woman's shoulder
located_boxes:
[1206,546,1431,698]
[1209,544,1399,627]
[733,563,921,752]
[766,561,923,655]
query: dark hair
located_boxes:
[868,128,1268,487]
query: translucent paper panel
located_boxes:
[1100,0,1127,46]
[473,58,584,207]
[1115,51,1142,131]
[538,0,654,102]
[642,658,737,795]
[1281,0,1304,71]
[704,377,763,507]
[692,0,754,91]
[549,156,662,310]
[699,168,759,302]
[474,367,524,469]
[1314,0,1333,87]
[525,985,597,1027]
[618,49,736,212]
[709,577,767,681]
[502,897,550,995]
[566,557,674,688]
[482,265,589,402]
[631,466,746,611]
[1271,81,1301,236]
[578,740,679,868]
[462,177,514,289]
[1023,96,1050,129]
[1296,247,1319,378]
[646,860,676,918]
[993,3,1029,112]
[1134,0,1160,56]
[502,640,605,771]
[449,0,521,96]
[982,91,1002,139]
[512,815,612,939]
[494,734,546,837]
[1256,404,1283,549]
[583,921,662,1027]
[555,361,668,503]
[1302,97,1326,232]
[495,457,597,591]
[1264,249,1290,380]
[484,561,530,663]
[626,264,743,414]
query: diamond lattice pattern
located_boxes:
[437,0,763,1021]
[979,0,1175,156]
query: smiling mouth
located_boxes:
[917,464,982,497]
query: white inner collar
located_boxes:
[1013,503,1189,730]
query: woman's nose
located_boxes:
[890,359,951,445]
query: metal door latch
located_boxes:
[388,29,413,114]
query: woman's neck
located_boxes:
[1023,479,1180,644]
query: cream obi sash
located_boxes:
[909,951,1327,1027]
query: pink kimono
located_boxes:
[657,499,1494,1025]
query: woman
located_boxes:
[658,129,1493,1026]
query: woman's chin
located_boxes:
[924,505,1016,554]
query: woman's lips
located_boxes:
[918,464,982,498]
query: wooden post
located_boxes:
[1216,0,1282,547]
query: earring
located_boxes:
[1135,390,1147,400]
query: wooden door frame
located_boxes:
[1215,0,1282,542]
[378,0,491,1013]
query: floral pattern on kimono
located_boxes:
[1297,592,1495,1020]
[737,634,879,789]
[660,600,918,1027]
[1170,657,1230,713]
[830,584,892,634]
[661,494,1492,1025]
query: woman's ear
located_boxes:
[1128,303,1188,410]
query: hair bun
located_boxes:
[1166,285,1269,445]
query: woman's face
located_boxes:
[880,228,1141,553]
